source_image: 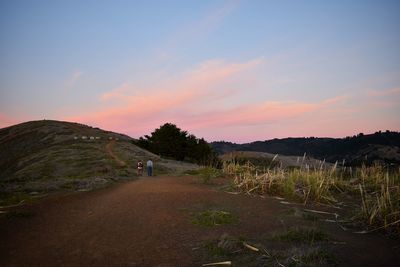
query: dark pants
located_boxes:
[147,166,153,176]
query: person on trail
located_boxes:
[146,159,153,176]
[137,160,143,176]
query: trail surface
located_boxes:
[106,139,126,166]
[1,176,399,266]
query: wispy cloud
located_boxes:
[367,87,400,97]
[68,58,262,133]
[155,1,240,63]
[66,57,352,141]
[65,71,84,87]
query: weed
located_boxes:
[191,210,238,227]
[198,167,222,184]
[272,227,330,244]
[184,169,201,175]
[289,246,339,267]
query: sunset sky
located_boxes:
[1,0,399,143]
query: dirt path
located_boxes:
[0,177,399,266]
[106,139,126,167]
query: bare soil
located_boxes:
[0,176,399,267]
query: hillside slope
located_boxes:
[0,120,198,195]
[212,131,400,165]
[220,151,332,169]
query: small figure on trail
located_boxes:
[146,159,153,176]
[137,160,143,176]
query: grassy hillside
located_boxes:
[220,151,333,169]
[212,131,400,165]
[0,120,198,197]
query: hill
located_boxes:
[212,131,400,165]
[219,151,332,169]
[0,120,198,196]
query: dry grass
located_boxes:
[223,159,400,235]
[223,158,341,204]
[358,164,400,234]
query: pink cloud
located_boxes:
[179,101,319,130]
[67,58,264,135]
[65,56,380,143]
[367,87,400,97]
[0,113,21,129]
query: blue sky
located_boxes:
[1,0,399,142]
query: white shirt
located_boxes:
[146,160,153,167]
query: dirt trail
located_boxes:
[106,139,126,166]
[1,177,399,266]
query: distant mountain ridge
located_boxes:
[211,131,400,165]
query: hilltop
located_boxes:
[0,120,198,196]
[212,131,400,165]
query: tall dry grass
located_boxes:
[223,158,400,235]
[358,164,400,234]
[223,158,341,204]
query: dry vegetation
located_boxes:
[222,157,400,236]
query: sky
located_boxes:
[0,0,399,143]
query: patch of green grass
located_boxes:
[184,167,222,183]
[273,227,330,244]
[191,210,238,227]
[184,169,201,175]
[198,167,222,184]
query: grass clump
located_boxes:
[223,158,400,236]
[288,247,339,267]
[273,227,330,244]
[357,164,400,234]
[198,167,222,184]
[191,210,238,227]
[223,159,339,203]
[184,169,201,175]
[185,167,222,183]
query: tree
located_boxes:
[133,123,219,166]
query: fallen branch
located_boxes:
[303,208,339,219]
[243,242,259,252]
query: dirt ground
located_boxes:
[1,176,399,267]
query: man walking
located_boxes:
[146,159,153,176]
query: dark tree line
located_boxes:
[134,123,220,166]
[211,131,400,166]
